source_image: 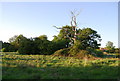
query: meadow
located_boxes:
[1,52,120,80]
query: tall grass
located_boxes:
[1,52,120,79]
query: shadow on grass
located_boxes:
[102,55,116,58]
[101,53,120,58]
[2,64,119,81]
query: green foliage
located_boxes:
[18,39,36,54]
[3,25,102,57]
[68,42,81,56]
[38,35,47,40]
[56,25,74,39]
[68,47,79,56]
[34,36,56,55]
[86,47,103,57]
[52,36,70,49]
[54,25,101,50]
[105,41,115,53]
[53,39,102,58]
[9,34,27,50]
[18,35,53,55]
[53,26,102,57]
[2,53,119,79]
[73,40,85,49]
[7,34,56,55]
[114,48,120,53]
[2,42,17,52]
[8,35,18,44]
[53,40,87,57]
[14,35,37,54]
[1,48,5,52]
[93,49,103,57]
[106,41,114,48]
[105,47,115,53]
[75,50,90,58]
[77,28,101,49]
[86,47,94,53]
[54,48,70,56]
[68,41,80,56]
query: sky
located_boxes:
[0,2,118,48]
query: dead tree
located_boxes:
[53,10,80,46]
[70,10,80,44]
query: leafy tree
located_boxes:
[53,10,80,46]
[53,26,101,56]
[8,35,18,44]
[38,35,47,40]
[34,35,55,55]
[53,25,77,50]
[9,34,27,50]
[53,11,101,56]
[54,26,101,49]
[105,41,115,53]
[106,41,115,48]
[17,34,56,55]
[18,38,37,54]
[2,42,17,52]
[52,26,73,51]
[11,34,38,54]
[34,37,49,54]
[77,28,101,49]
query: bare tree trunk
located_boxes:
[70,11,80,44]
[53,10,80,47]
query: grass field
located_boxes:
[1,52,120,79]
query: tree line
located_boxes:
[0,25,100,56]
[1,11,119,58]
[1,25,119,58]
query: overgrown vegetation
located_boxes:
[1,52,119,79]
[1,26,103,58]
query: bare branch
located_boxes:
[53,25,62,29]
[71,11,74,15]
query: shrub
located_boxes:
[93,49,103,57]
[114,48,120,53]
[1,48,5,52]
[86,47,94,54]
[68,40,84,56]
[75,50,92,59]
[53,48,70,56]
[68,47,79,56]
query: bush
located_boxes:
[53,48,70,56]
[86,47,94,54]
[68,47,79,56]
[114,48,120,53]
[75,50,92,59]
[1,48,5,52]
[93,49,103,57]
[68,40,84,56]
[2,42,17,52]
